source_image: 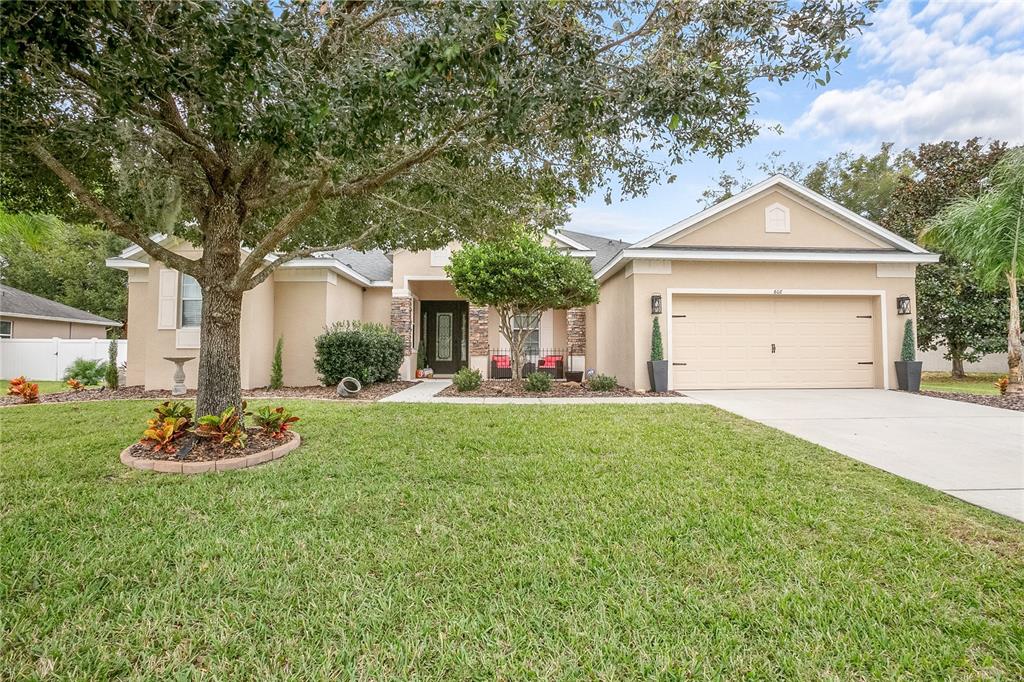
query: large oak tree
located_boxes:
[1,0,873,414]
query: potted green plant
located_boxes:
[647,316,669,392]
[895,319,922,392]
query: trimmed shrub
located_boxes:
[650,317,664,362]
[900,319,916,362]
[64,358,107,386]
[105,338,119,389]
[452,367,482,392]
[588,374,617,391]
[525,371,552,392]
[314,321,404,386]
[270,336,284,389]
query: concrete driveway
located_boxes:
[685,389,1024,522]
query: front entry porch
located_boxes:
[390,278,589,380]
[419,300,469,375]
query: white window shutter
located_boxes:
[157,269,179,330]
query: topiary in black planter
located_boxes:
[647,316,669,392]
[895,318,922,392]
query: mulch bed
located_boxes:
[0,381,416,407]
[437,380,676,398]
[127,428,294,462]
[920,390,1024,413]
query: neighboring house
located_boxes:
[0,284,122,339]
[107,175,938,391]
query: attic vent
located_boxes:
[764,203,790,233]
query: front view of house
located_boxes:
[107,176,938,392]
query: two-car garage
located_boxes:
[669,294,879,389]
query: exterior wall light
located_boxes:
[896,296,912,315]
[651,294,662,315]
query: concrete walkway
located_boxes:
[379,379,701,405]
[686,389,1024,522]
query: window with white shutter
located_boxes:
[157,269,179,329]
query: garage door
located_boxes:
[671,295,876,389]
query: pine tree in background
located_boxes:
[651,317,664,362]
[270,337,284,390]
[105,337,119,390]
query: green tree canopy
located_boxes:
[0,220,128,326]
[884,139,1009,377]
[446,234,599,384]
[1,0,873,413]
[923,148,1024,392]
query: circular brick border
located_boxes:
[120,433,301,474]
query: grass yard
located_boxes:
[921,372,1003,396]
[0,379,78,395]
[2,401,1022,680]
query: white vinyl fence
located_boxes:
[1,337,127,381]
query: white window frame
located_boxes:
[512,312,541,354]
[179,274,202,329]
[0,320,12,338]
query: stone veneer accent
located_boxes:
[120,433,301,474]
[468,304,489,355]
[567,307,586,354]
[391,296,414,353]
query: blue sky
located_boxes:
[565,0,1024,243]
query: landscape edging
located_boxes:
[119,433,301,474]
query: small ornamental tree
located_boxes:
[105,337,119,389]
[270,337,284,390]
[446,234,599,385]
[651,317,664,362]
[901,320,916,362]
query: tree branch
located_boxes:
[594,2,663,55]
[233,170,331,288]
[28,140,199,276]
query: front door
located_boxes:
[421,301,468,375]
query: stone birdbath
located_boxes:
[163,356,195,396]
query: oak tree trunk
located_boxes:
[1007,272,1022,394]
[195,201,245,416]
[195,283,243,416]
[950,355,965,379]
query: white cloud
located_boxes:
[793,0,1024,148]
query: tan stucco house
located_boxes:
[107,175,938,391]
[0,284,122,339]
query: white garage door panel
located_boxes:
[671,295,876,389]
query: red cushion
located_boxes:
[492,355,511,368]
[539,355,562,368]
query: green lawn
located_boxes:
[0,379,76,395]
[2,401,1022,680]
[921,371,1002,396]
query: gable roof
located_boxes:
[631,175,929,253]
[0,284,122,327]
[594,175,939,282]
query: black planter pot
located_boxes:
[565,370,584,383]
[895,360,922,392]
[647,360,669,393]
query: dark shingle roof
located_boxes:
[320,248,394,282]
[316,229,627,282]
[558,229,631,273]
[0,284,121,326]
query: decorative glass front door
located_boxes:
[421,301,468,374]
